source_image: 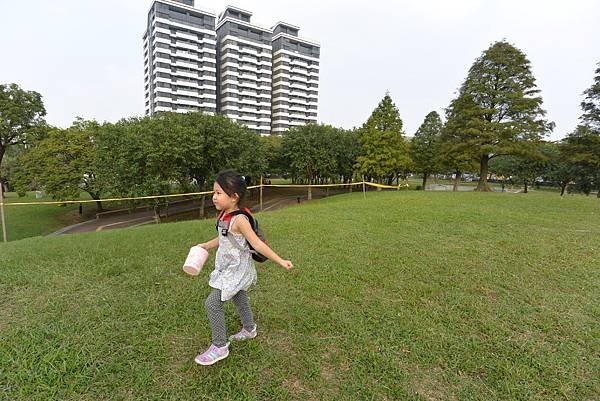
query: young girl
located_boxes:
[194,170,293,365]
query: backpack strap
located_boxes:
[217,208,255,236]
[229,208,257,231]
[216,210,232,235]
[224,213,258,254]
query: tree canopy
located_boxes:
[443,41,553,191]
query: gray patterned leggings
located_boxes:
[205,288,255,347]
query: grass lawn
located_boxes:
[0,192,96,242]
[0,191,598,400]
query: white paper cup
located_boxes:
[183,246,209,276]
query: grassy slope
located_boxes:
[0,191,598,400]
[1,192,89,241]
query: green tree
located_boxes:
[444,40,553,192]
[580,62,600,129]
[561,125,600,196]
[282,123,337,185]
[96,112,267,215]
[411,111,443,188]
[0,83,47,189]
[438,105,479,192]
[16,119,105,210]
[489,143,551,193]
[260,134,286,177]
[355,94,412,185]
[540,141,579,196]
[332,128,361,183]
[560,62,600,197]
[0,145,24,192]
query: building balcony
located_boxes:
[173,30,198,42]
[154,17,214,36]
[172,70,199,79]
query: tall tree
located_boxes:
[282,123,337,185]
[560,62,600,197]
[580,62,600,129]
[439,99,479,191]
[96,112,267,214]
[561,125,600,196]
[15,119,105,210]
[0,84,47,188]
[260,134,286,177]
[355,94,412,184]
[0,145,23,192]
[332,128,361,183]
[541,141,579,196]
[411,111,443,188]
[444,41,553,192]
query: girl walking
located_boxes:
[195,170,293,365]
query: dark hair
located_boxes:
[215,170,246,205]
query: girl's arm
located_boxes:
[234,217,293,270]
[198,236,219,250]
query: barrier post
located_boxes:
[0,182,6,243]
[362,177,366,200]
[260,175,263,212]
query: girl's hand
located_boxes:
[280,260,294,270]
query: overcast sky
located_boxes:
[1,0,598,140]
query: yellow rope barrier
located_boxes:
[0,181,406,207]
[0,190,214,207]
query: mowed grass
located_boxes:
[0,192,89,242]
[0,191,598,400]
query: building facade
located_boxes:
[143,0,217,115]
[271,22,320,134]
[143,1,320,135]
[216,6,273,135]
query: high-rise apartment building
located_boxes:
[143,1,320,135]
[216,6,273,135]
[143,0,217,115]
[271,22,320,134]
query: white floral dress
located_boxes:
[208,214,257,301]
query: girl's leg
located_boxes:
[231,290,256,331]
[204,289,228,347]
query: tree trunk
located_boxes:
[523,179,528,193]
[196,178,206,218]
[0,145,5,173]
[475,154,492,192]
[560,181,567,196]
[89,192,103,212]
[421,173,428,190]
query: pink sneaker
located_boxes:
[229,325,257,341]
[194,343,230,365]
